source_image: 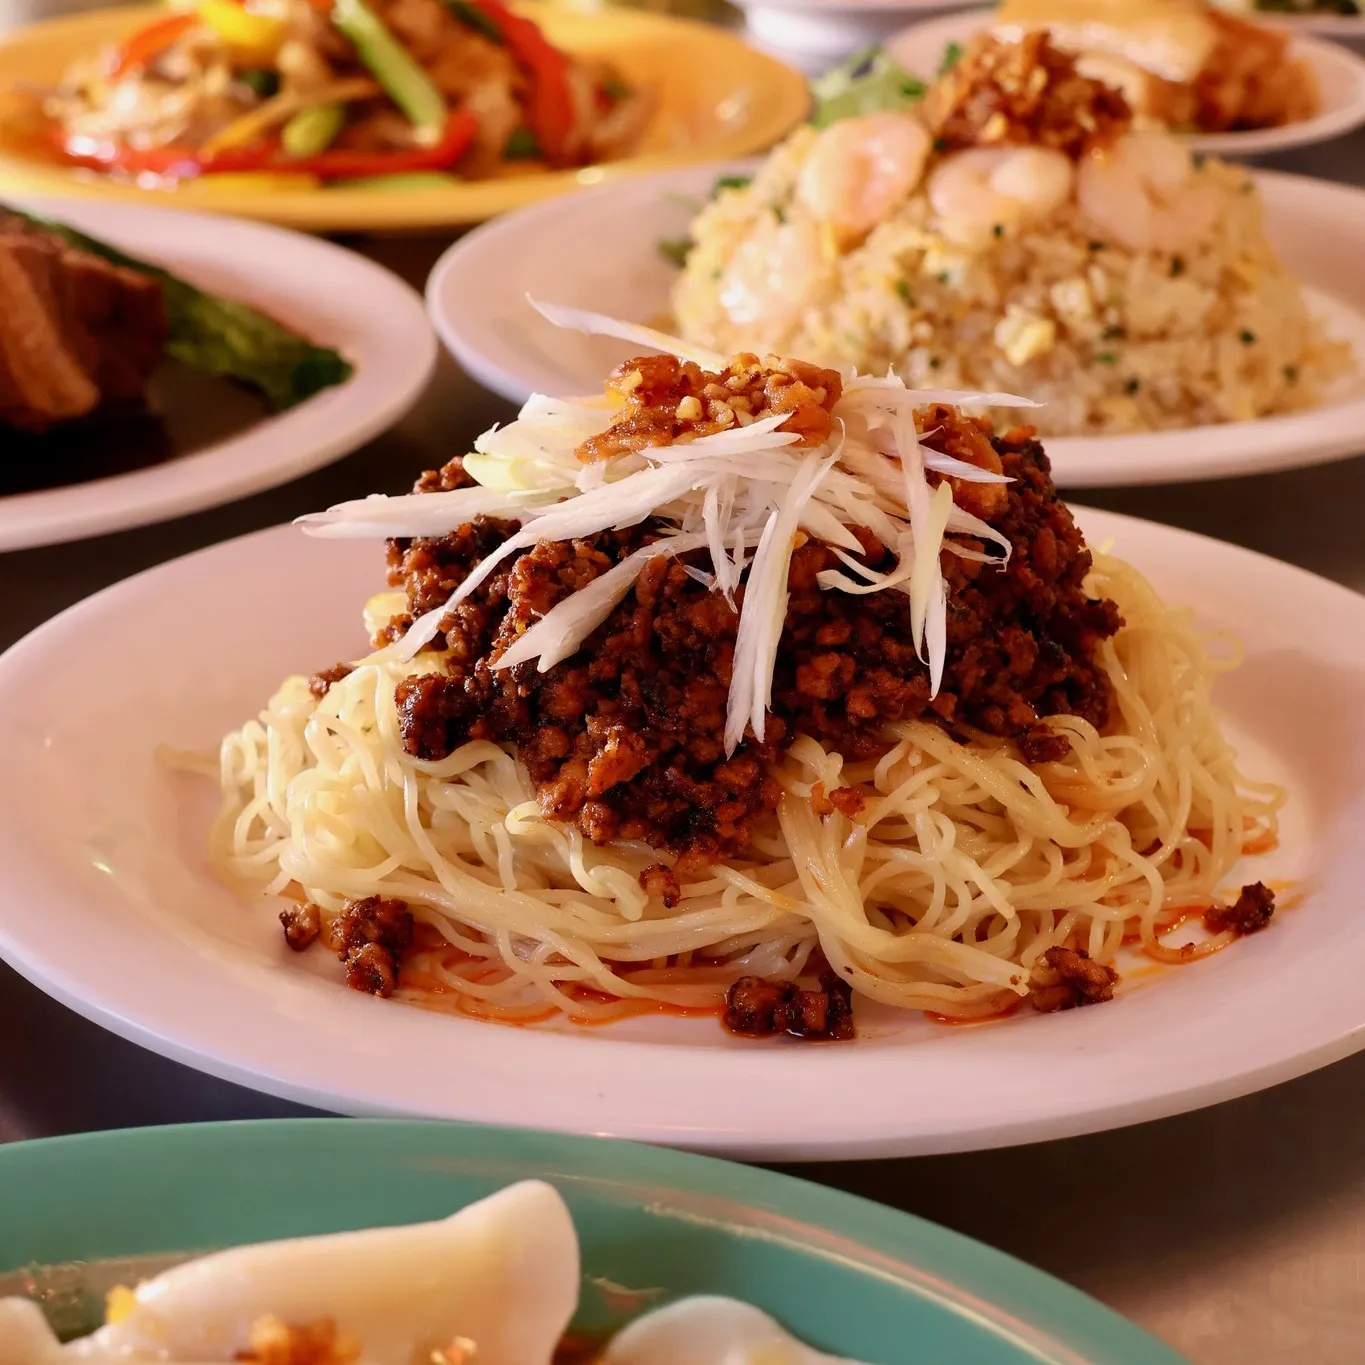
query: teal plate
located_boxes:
[0,1119,1185,1364]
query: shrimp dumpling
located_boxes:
[602,1296,871,1365]
[62,1180,578,1365]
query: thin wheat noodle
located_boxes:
[208,553,1281,1021]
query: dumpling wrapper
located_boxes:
[0,1300,65,1365]
[602,1295,870,1365]
[37,1180,578,1365]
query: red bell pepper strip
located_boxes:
[108,12,198,79]
[60,109,478,181]
[462,0,575,163]
[283,108,476,177]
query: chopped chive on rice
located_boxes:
[1096,351,1118,365]
[1240,329,1257,345]
[896,280,913,304]
[1125,377,1140,394]
[937,40,964,76]
[1284,364,1299,383]
[657,236,693,268]
[1102,324,1126,340]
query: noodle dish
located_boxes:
[202,305,1284,1039]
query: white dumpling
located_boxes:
[602,1296,871,1365]
[65,1180,578,1365]
[0,1299,65,1365]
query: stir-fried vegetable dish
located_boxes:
[43,0,652,184]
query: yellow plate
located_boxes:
[0,2,807,231]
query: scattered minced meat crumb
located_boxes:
[810,782,865,818]
[344,942,399,997]
[308,663,353,699]
[415,454,476,493]
[329,895,414,958]
[1029,946,1119,1013]
[1204,882,1276,937]
[305,895,416,999]
[1017,723,1071,764]
[578,352,842,463]
[279,902,321,952]
[925,31,1132,158]
[639,863,682,908]
[377,373,1122,863]
[236,1316,361,1365]
[724,969,855,1040]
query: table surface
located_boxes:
[5,112,1365,1365]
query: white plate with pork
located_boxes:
[0,197,435,553]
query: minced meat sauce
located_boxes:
[375,354,1121,864]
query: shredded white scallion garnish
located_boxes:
[528,297,727,371]
[297,308,1037,754]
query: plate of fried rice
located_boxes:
[430,33,1365,487]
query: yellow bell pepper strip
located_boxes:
[108,12,198,79]
[330,0,447,141]
[198,76,377,156]
[281,102,344,157]
[196,0,288,63]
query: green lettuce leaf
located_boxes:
[810,47,926,129]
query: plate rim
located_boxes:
[734,0,967,13]
[738,0,1365,27]
[0,194,436,552]
[0,1116,1187,1365]
[0,2,811,231]
[426,159,1365,489]
[0,509,1363,1159]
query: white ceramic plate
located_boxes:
[734,0,958,74]
[427,160,1365,489]
[0,509,1363,1159]
[886,8,1365,154]
[0,197,436,553]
